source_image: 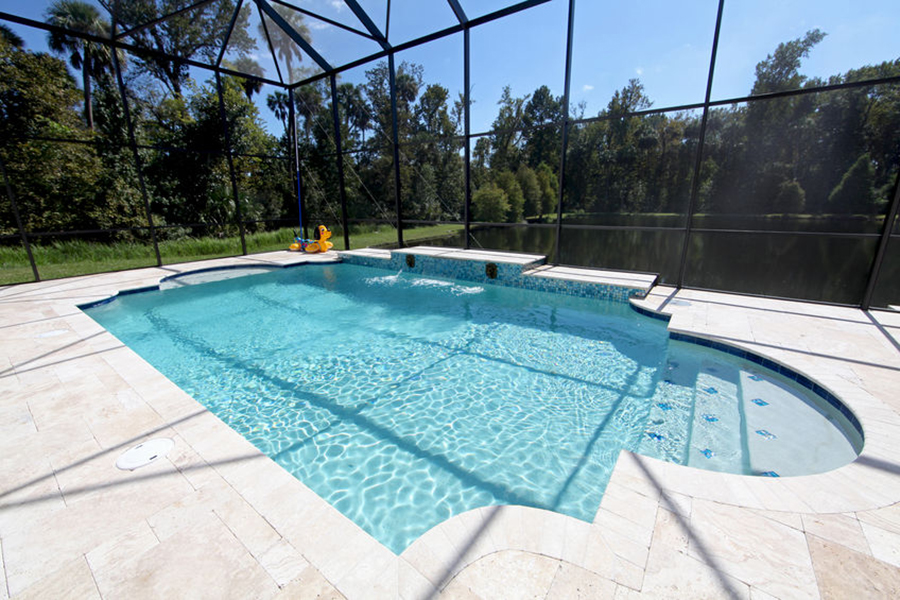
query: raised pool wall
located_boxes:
[339,247,648,303]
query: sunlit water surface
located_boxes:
[86,263,859,553]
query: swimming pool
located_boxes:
[84,262,861,553]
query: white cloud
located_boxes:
[635,67,644,76]
[329,0,346,12]
[582,84,594,92]
[308,20,332,31]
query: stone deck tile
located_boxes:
[338,248,393,259]
[393,246,544,265]
[806,533,900,599]
[527,264,657,291]
[3,251,900,598]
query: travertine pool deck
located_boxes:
[2,249,900,598]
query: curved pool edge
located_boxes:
[628,286,900,514]
[629,294,866,458]
[74,252,342,310]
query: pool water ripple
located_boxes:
[85,263,860,553]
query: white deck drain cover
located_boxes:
[115,438,174,471]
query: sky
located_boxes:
[3,0,900,136]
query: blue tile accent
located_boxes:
[79,283,162,309]
[755,429,777,440]
[78,296,117,309]
[702,414,719,422]
[657,402,673,411]
[759,471,780,477]
[669,331,863,438]
[700,448,715,459]
[631,303,672,322]
[337,254,395,270]
[751,398,769,407]
[118,285,160,296]
[703,387,718,394]
[646,431,665,441]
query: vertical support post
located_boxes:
[388,53,404,248]
[216,73,247,255]
[0,155,40,281]
[861,172,900,309]
[330,74,351,250]
[463,26,472,249]
[553,0,576,264]
[288,87,306,237]
[676,0,725,288]
[112,33,161,267]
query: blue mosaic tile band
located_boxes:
[630,303,673,322]
[337,254,398,270]
[339,251,645,303]
[78,296,119,310]
[670,331,863,437]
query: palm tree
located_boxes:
[45,0,113,130]
[267,90,290,132]
[337,82,370,142]
[261,4,309,83]
[0,24,25,49]
[225,56,265,100]
[293,84,323,142]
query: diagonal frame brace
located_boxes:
[255,0,332,73]
[343,0,390,50]
[446,0,468,24]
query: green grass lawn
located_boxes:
[0,224,463,286]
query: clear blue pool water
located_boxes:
[85,263,861,553]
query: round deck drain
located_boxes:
[115,438,174,471]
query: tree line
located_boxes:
[1,2,898,246]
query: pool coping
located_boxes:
[3,248,900,598]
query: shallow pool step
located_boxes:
[685,361,746,474]
[638,354,698,466]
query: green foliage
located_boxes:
[516,165,542,217]
[2,18,899,291]
[0,24,24,49]
[260,3,310,83]
[0,224,464,284]
[775,180,806,213]
[535,162,558,215]
[827,154,877,214]
[472,184,509,223]
[494,170,524,222]
[225,57,264,100]
[489,86,526,172]
[752,29,827,95]
[45,0,115,129]
[100,0,252,96]
[0,43,109,234]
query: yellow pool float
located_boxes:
[289,225,333,253]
